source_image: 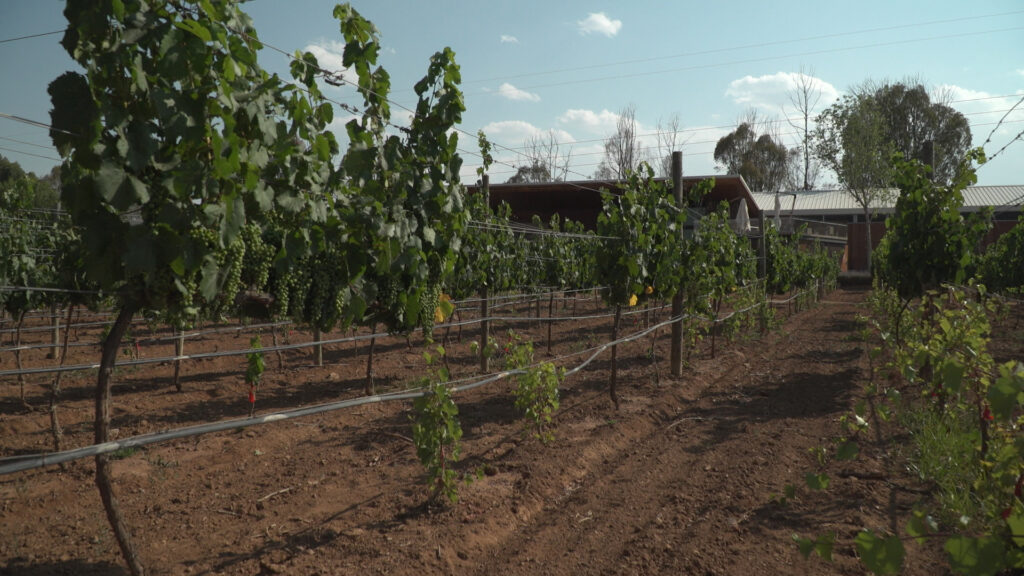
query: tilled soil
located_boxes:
[0,287,987,575]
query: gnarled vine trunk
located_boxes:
[610,305,622,410]
[49,304,76,452]
[95,302,146,576]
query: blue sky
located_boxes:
[1,1,1022,187]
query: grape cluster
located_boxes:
[219,237,245,314]
[190,226,246,319]
[377,276,401,315]
[240,223,274,291]
[300,249,348,331]
[417,281,442,333]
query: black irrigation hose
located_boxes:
[0,306,699,475]
[0,281,820,474]
[0,302,669,378]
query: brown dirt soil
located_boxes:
[0,286,1015,575]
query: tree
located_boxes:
[654,114,684,178]
[858,80,972,185]
[0,154,26,185]
[814,93,895,272]
[785,67,824,190]
[0,156,60,210]
[596,104,645,179]
[713,116,793,193]
[513,130,571,182]
[506,161,552,183]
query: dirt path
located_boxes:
[1,287,951,575]
[461,288,873,576]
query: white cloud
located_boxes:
[500,34,519,44]
[303,40,358,88]
[1017,69,1024,77]
[497,83,541,102]
[577,13,622,37]
[938,84,1024,141]
[557,108,621,134]
[725,71,839,116]
[480,120,544,146]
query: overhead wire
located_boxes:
[459,10,1024,88]
[0,30,64,44]
[504,26,1024,93]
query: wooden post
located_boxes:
[48,303,60,359]
[313,327,323,367]
[365,323,377,395]
[480,285,490,373]
[480,174,491,374]
[610,305,622,409]
[172,328,184,392]
[758,213,766,279]
[272,325,283,370]
[669,151,685,378]
[546,292,554,355]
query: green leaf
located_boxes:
[199,255,220,302]
[793,534,815,559]
[836,441,859,461]
[944,536,1006,576]
[855,530,904,575]
[906,510,933,545]
[169,256,185,276]
[223,56,236,82]
[1007,506,1024,548]
[815,532,835,562]
[253,182,274,213]
[941,359,966,395]
[122,174,149,205]
[175,19,212,43]
[783,484,796,499]
[805,472,830,491]
[219,193,245,244]
[96,162,126,203]
[988,362,1024,421]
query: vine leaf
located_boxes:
[805,472,830,491]
[905,510,935,545]
[792,533,834,562]
[944,535,1006,576]
[854,530,904,575]
[836,441,859,461]
[1005,506,1024,548]
[987,362,1024,421]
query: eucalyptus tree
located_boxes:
[859,80,972,185]
[714,119,793,193]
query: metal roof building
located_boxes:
[750,185,1024,220]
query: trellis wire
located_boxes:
[0,303,696,476]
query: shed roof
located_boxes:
[750,185,1024,218]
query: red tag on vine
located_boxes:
[248,388,256,403]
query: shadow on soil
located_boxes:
[677,367,859,456]
[206,492,389,574]
[0,558,128,576]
